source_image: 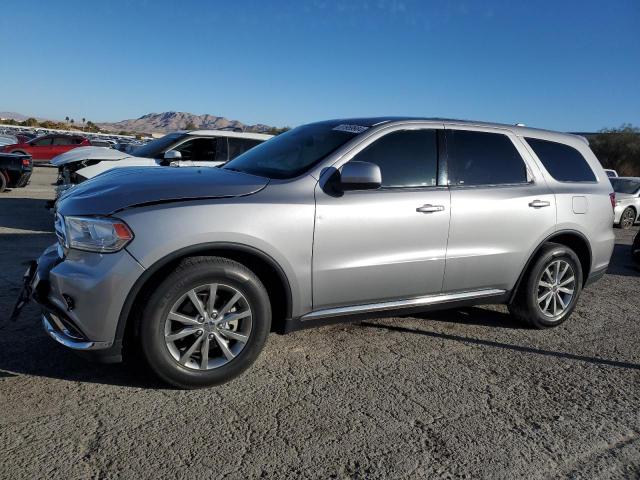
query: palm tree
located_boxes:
[65,116,69,123]
[82,117,86,131]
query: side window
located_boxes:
[173,138,219,161]
[52,136,73,145]
[32,137,53,146]
[228,138,263,160]
[525,137,596,182]
[446,130,528,186]
[349,130,438,188]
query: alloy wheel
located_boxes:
[536,259,575,319]
[164,283,252,370]
[621,208,635,229]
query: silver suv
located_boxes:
[17,118,615,388]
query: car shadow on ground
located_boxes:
[411,307,523,329]
[607,243,640,277]
[0,197,53,233]
[358,320,640,372]
[0,320,168,389]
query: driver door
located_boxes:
[312,126,451,309]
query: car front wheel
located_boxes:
[139,256,271,389]
[509,243,583,329]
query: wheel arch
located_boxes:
[509,229,592,303]
[116,242,294,353]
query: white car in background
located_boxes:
[51,130,273,195]
[610,177,640,229]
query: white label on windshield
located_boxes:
[332,124,369,134]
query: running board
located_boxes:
[301,289,506,321]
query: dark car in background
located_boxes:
[1,134,90,162]
[0,152,33,191]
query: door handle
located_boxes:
[529,200,551,208]
[416,204,445,213]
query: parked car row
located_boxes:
[11,117,617,389]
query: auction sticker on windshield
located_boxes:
[332,124,369,134]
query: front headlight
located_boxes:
[62,216,134,253]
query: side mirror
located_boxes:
[164,150,182,161]
[339,161,382,190]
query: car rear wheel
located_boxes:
[139,256,271,389]
[619,207,636,230]
[508,243,583,329]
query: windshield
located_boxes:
[131,133,185,158]
[610,178,640,194]
[222,122,366,179]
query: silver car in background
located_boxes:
[610,177,640,229]
[17,117,615,388]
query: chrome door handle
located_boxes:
[529,200,551,208]
[416,204,445,213]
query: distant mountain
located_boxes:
[0,111,37,122]
[98,112,274,134]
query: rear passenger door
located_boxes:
[442,127,556,293]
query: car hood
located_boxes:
[56,166,269,216]
[51,146,134,166]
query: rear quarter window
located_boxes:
[525,137,596,182]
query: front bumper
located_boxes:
[33,243,145,363]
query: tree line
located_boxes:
[587,124,639,176]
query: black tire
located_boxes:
[508,243,583,329]
[619,207,636,230]
[139,256,271,389]
[0,171,6,193]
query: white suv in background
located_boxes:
[51,130,273,194]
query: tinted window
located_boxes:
[447,130,527,186]
[131,133,186,158]
[228,138,263,160]
[173,138,219,161]
[350,130,438,187]
[610,178,640,194]
[525,137,596,182]
[52,136,73,145]
[223,122,363,179]
[31,137,53,146]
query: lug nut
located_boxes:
[208,333,215,340]
[195,330,203,336]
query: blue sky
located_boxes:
[0,0,638,131]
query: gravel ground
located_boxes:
[1,168,639,479]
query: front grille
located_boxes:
[54,213,66,247]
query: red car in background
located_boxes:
[1,134,90,162]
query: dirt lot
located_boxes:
[1,167,639,479]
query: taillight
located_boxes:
[22,158,30,166]
[609,192,616,210]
